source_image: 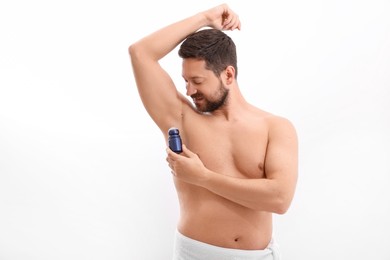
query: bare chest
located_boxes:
[182,119,268,179]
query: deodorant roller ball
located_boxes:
[168,127,183,153]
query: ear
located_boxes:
[224,65,235,85]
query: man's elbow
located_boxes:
[128,42,156,63]
[273,194,293,215]
[274,202,289,215]
[128,39,149,60]
[128,43,140,60]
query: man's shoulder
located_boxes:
[250,106,294,127]
[263,113,297,140]
[244,107,296,139]
[266,113,294,126]
[246,104,295,132]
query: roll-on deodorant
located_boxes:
[168,127,183,153]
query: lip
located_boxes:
[193,97,203,103]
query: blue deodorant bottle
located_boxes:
[168,127,183,153]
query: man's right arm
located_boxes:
[128,4,241,133]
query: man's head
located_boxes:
[179,29,237,112]
[178,29,238,78]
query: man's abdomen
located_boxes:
[175,181,273,250]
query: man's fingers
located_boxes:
[182,145,202,160]
[181,144,194,158]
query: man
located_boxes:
[129,3,298,260]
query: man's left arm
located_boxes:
[166,116,298,214]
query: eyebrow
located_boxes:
[182,76,205,80]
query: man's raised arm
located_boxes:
[128,4,241,133]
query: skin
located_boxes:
[129,4,298,250]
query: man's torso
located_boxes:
[170,105,273,250]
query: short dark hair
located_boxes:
[178,29,238,78]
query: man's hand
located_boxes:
[166,145,208,186]
[202,4,241,31]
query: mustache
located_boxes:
[191,93,203,99]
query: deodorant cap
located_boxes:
[168,127,179,135]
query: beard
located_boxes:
[191,81,229,113]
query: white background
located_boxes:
[1,0,389,259]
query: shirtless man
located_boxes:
[129,3,298,260]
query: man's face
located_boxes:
[182,59,229,113]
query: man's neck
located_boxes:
[210,87,249,121]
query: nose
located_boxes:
[186,83,197,96]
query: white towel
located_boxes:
[172,230,281,260]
